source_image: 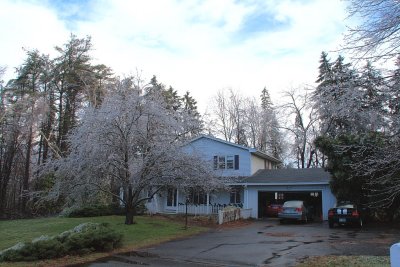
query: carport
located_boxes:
[242,168,336,220]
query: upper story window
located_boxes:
[218,156,226,169]
[213,155,239,170]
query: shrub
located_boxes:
[66,204,125,218]
[0,223,122,262]
[62,223,122,254]
[0,238,66,262]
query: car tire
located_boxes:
[328,221,334,228]
[280,219,285,224]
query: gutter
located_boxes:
[241,182,329,186]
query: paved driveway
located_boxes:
[89,219,399,267]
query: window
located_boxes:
[218,156,226,169]
[188,190,207,205]
[274,192,284,200]
[213,155,239,170]
[226,155,234,169]
[230,187,241,204]
[147,187,153,202]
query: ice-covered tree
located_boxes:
[46,80,222,224]
[344,0,400,61]
[259,87,283,160]
[210,89,242,143]
[280,88,322,168]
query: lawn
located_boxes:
[0,215,208,266]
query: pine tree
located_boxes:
[260,87,273,111]
[314,53,360,137]
[259,87,282,160]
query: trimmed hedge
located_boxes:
[66,204,125,218]
[65,203,146,218]
[0,223,122,262]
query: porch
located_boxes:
[146,201,243,216]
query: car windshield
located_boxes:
[283,201,303,208]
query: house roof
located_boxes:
[243,168,331,185]
[188,135,281,163]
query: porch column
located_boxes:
[206,193,210,214]
[244,186,248,209]
[176,189,179,214]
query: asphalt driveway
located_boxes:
[89,219,399,267]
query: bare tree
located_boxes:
[211,89,236,142]
[344,0,400,61]
[279,88,322,168]
[208,88,284,160]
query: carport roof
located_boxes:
[243,168,331,185]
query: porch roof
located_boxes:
[243,168,331,185]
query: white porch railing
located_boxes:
[145,201,248,217]
[177,204,222,215]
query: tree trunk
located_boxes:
[0,134,18,218]
[125,186,136,225]
[21,125,33,214]
[125,203,136,225]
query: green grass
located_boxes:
[0,215,208,266]
[297,255,390,267]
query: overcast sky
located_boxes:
[0,0,351,112]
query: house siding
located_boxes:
[251,155,267,174]
[183,137,252,177]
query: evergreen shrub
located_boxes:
[66,204,125,217]
[0,223,122,262]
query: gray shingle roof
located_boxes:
[243,168,331,184]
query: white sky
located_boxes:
[0,0,351,112]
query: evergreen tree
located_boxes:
[182,91,199,116]
[259,87,283,160]
[314,53,360,137]
[358,61,385,131]
[163,86,181,111]
[260,87,273,111]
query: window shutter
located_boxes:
[234,155,239,170]
[213,156,218,170]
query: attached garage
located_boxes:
[258,191,322,219]
[242,168,336,221]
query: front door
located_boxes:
[166,188,177,208]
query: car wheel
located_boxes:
[280,219,285,224]
[328,221,334,228]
